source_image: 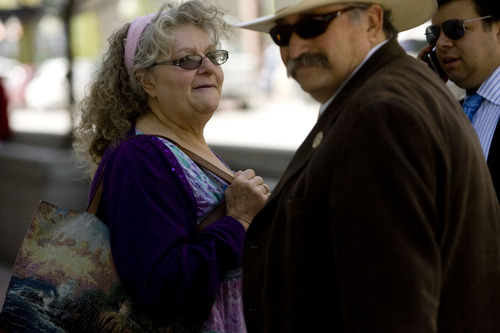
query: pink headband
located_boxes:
[124,13,157,75]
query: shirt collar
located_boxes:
[319,39,389,116]
[477,65,500,106]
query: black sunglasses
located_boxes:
[269,6,360,47]
[425,15,492,46]
[152,50,228,70]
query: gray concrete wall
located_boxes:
[0,138,89,266]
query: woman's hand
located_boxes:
[225,169,270,230]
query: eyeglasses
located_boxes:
[425,15,492,46]
[269,7,361,47]
[152,50,228,70]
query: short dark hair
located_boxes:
[438,0,500,21]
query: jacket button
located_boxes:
[248,245,259,250]
[247,307,258,313]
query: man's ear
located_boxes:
[366,4,384,40]
[137,70,157,98]
[494,20,500,43]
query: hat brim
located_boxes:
[225,0,437,34]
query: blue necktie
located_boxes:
[462,93,483,121]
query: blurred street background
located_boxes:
[0,0,464,308]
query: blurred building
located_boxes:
[0,0,285,128]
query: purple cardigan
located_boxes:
[89,134,245,318]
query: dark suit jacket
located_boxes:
[488,126,500,200]
[243,39,500,332]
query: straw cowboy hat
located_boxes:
[225,0,437,33]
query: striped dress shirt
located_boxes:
[473,65,500,159]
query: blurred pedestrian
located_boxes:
[0,77,10,141]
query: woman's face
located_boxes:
[142,25,224,126]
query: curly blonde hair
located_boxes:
[74,0,230,178]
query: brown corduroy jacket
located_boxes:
[243,39,500,333]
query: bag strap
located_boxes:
[154,135,235,184]
[86,134,235,232]
[87,177,104,215]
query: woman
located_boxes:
[74,1,269,332]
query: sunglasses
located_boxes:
[425,15,492,46]
[269,6,361,47]
[152,50,228,70]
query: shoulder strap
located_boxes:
[154,135,235,232]
[87,176,103,215]
[86,134,235,231]
[154,135,235,184]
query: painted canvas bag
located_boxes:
[0,201,180,332]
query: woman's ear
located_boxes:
[137,69,157,98]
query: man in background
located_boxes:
[420,0,500,199]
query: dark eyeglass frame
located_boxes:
[152,50,229,70]
[269,6,362,47]
[425,15,492,46]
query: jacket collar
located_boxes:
[267,39,406,200]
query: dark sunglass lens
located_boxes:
[443,19,465,40]
[425,25,440,45]
[180,55,202,70]
[296,17,329,39]
[270,26,292,46]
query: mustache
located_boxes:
[286,53,331,78]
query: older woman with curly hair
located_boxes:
[73,1,269,331]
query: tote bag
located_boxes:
[0,201,160,332]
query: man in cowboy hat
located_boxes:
[226,0,500,332]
